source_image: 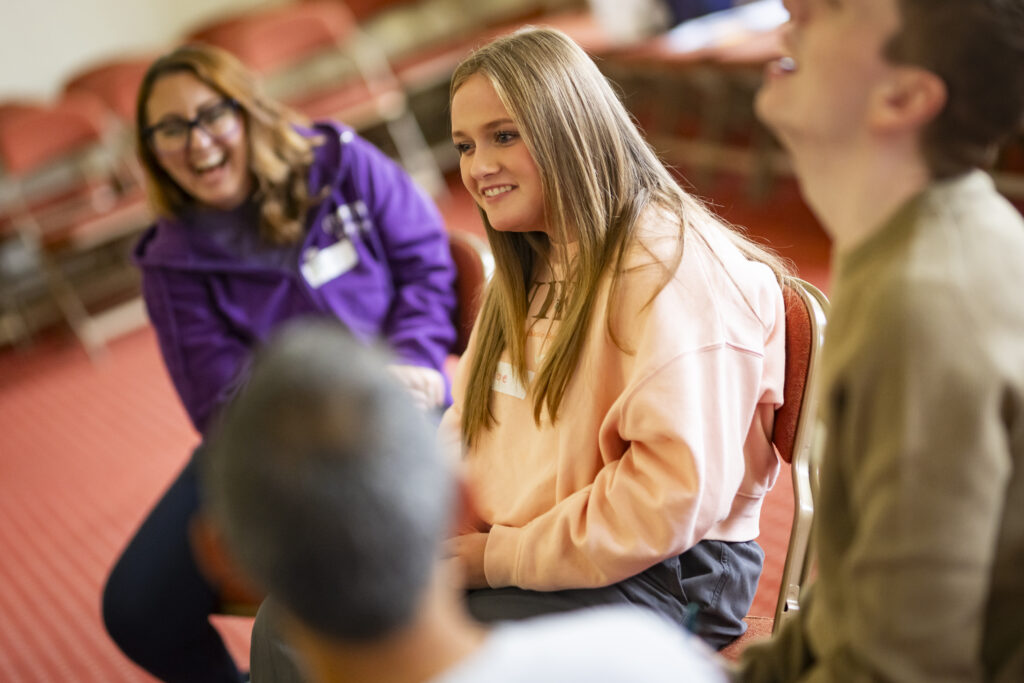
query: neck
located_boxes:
[788,136,932,254]
[299,567,488,683]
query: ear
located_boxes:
[869,66,947,134]
[188,513,265,607]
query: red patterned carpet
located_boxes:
[0,329,253,682]
[0,171,829,681]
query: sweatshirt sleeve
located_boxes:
[482,273,783,590]
[344,132,457,372]
[141,267,250,435]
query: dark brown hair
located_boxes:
[886,0,1024,178]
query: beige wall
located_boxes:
[0,0,285,101]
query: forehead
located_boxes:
[146,71,223,121]
[451,73,511,128]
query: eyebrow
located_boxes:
[451,117,517,139]
[151,97,227,126]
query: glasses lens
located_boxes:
[151,121,190,152]
[199,102,238,138]
[149,101,239,154]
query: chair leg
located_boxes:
[38,256,106,360]
[0,291,33,349]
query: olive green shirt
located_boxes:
[739,171,1024,682]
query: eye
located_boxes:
[155,119,189,138]
[494,130,518,145]
[198,101,238,134]
[199,102,229,124]
[453,141,473,156]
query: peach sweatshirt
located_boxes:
[441,211,785,590]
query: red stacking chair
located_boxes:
[0,101,45,129]
[771,278,829,628]
[290,1,613,173]
[63,56,155,195]
[447,229,494,355]
[720,276,829,660]
[388,5,615,102]
[187,0,445,196]
[0,91,152,356]
[63,57,152,123]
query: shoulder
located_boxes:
[306,120,415,199]
[308,120,394,173]
[859,175,1024,358]
[133,216,192,267]
[613,208,782,344]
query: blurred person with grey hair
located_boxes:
[200,320,729,683]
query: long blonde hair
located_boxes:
[451,28,787,445]
[136,44,319,244]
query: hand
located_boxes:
[388,364,446,411]
[445,532,489,589]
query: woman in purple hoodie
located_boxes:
[102,44,456,683]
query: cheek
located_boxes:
[459,160,473,191]
[223,131,248,168]
[156,153,192,184]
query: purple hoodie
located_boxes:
[134,121,457,434]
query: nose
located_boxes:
[469,146,499,180]
[782,0,805,24]
[186,124,216,153]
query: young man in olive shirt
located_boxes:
[739,1,1024,680]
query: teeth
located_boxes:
[192,154,225,173]
[778,56,797,73]
[483,185,513,197]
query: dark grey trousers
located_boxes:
[249,540,763,682]
[466,539,764,650]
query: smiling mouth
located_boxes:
[191,152,228,176]
[482,185,514,198]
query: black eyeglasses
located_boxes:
[145,99,241,153]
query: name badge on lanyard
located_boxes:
[301,239,358,288]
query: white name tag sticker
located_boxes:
[492,361,534,400]
[301,239,358,288]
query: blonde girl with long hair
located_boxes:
[443,27,789,649]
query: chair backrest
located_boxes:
[63,57,153,123]
[0,92,112,178]
[771,277,829,632]
[0,91,148,250]
[309,0,418,23]
[188,1,358,76]
[447,230,494,355]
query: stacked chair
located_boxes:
[187,0,447,197]
[0,91,151,356]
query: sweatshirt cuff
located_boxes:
[484,524,522,588]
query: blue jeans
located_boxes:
[102,451,245,683]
